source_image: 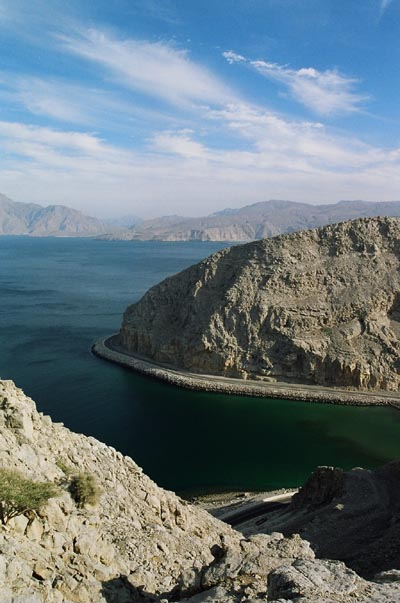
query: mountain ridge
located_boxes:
[0,194,114,237]
[102,199,400,242]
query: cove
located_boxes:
[1,236,400,495]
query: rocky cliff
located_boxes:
[120,217,400,391]
[2,379,400,602]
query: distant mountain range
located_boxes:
[0,194,117,237]
[3,193,400,241]
[103,214,143,229]
[102,199,400,242]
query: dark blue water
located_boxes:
[1,236,400,495]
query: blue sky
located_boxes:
[0,0,399,217]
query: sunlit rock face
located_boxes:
[120,217,400,391]
[3,380,400,602]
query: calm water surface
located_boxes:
[1,236,400,495]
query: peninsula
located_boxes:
[94,217,400,402]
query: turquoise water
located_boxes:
[1,236,400,495]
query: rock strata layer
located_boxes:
[120,217,400,392]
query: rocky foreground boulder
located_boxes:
[120,217,400,391]
[1,379,400,602]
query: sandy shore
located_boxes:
[92,334,400,406]
[186,488,296,517]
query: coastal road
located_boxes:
[98,335,400,406]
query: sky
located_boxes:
[0,0,399,218]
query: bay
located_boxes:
[1,236,400,495]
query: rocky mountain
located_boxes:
[120,217,400,391]
[2,379,400,602]
[103,199,400,242]
[0,194,112,237]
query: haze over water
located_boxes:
[1,236,400,495]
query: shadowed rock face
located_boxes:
[291,467,345,510]
[249,462,400,580]
[120,217,400,391]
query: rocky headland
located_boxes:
[1,379,400,602]
[116,217,400,394]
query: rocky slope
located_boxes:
[240,463,400,580]
[0,194,112,237]
[120,217,400,391]
[104,200,400,242]
[1,379,400,603]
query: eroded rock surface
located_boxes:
[120,217,400,392]
[1,379,399,602]
[0,380,315,602]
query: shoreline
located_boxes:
[186,487,297,517]
[92,334,400,406]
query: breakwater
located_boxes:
[93,335,400,406]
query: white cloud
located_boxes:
[223,51,246,65]
[9,79,89,124]
[59,29,233,109]
[0,115,400,218]
[0,74,180,134]
[0,36,397,217]
[0,121,110,155]
[152,130,208,159]
[223,51,367,115]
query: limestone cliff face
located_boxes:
[120,217,400,391]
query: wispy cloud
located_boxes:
[152,130,208,159]
[2,78,90,124]
[223,51,367,116]
[59,29,233,109]
[0,116,400,217]
[380,0,393,15]
[0,121,112,156]
[0,73,181,134]
[0,16,397,217]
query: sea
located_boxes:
[1,236,400,496]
